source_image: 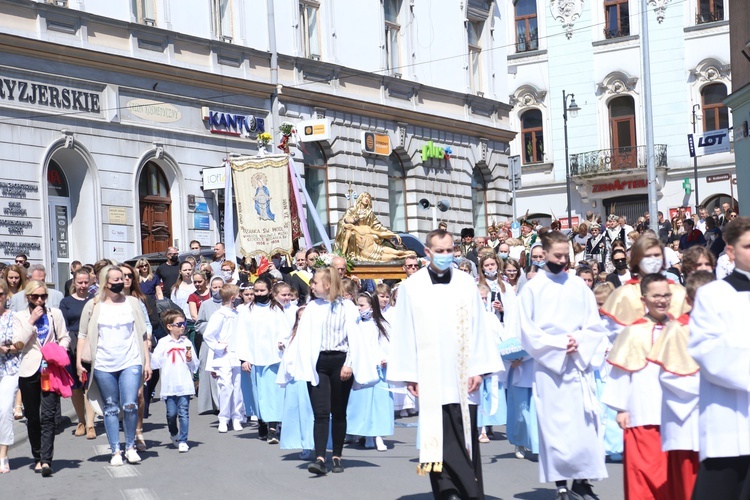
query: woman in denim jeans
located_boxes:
[77,266,151,466]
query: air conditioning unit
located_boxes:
[143,18,156,27]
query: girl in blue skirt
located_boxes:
[346,293,393,452]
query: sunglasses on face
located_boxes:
[138,264,149,269]
[15,260,24,264]
[29,294,48,301]
[169,322,187,328]
[613,259,627,265]
[123,273,134,279]
[404,264,419,269]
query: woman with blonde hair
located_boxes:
[2,265,26,301]
[288,267,376,474]
[77,266,152,466]
[12,280,70,476]
[0,279,22,472]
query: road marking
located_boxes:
[94,444,112,456]
[121,488,159,500]
[105,464,141,478]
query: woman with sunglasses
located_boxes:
[77,266,152,466]
[12,280,70,477]
[121,264,155,452]
[135,259,163,300]
[0,279,22,473]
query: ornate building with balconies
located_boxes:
[503,0,733,226]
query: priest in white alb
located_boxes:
[518,231,609,500]
[388,229,504,500]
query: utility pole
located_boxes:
[641,0,659,224]
[692,104,701,211]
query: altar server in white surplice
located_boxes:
[688,217,750,500]
[518,231,609,500]
[235,276,290,444]
[388,229,503,500]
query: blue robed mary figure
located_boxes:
[253,173,275,221]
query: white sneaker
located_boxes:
[375,436,387,452]
[250,415,258,423]
[110,452,123,466]
[232,419,244,431]
[170,434,179,448]
[364,437,375,449]
[218,421,228,433]
[124,449,141,464]
[514,445,525,459]
[178,442,189,453]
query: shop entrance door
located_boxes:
[139,162,172,253]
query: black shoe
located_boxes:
[267,428,279,445]
[331,457,343,473]
[308,458,327,475]
[556,488,584,500]
[486,426,495,438]
[440,490,461,500]
[41,464,53,477]
[571,480,598,500]
[258,421,268,440]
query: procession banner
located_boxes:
[231,155,293,258]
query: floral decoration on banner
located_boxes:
[278,121,296,151]
[257,132,273,147]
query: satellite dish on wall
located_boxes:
[418,198,431,211]
[437,199,450,212]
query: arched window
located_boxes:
[302,143,329,243]
[471,166,487,235]
[138,161,172,253]
[609,96,636,170]
[702,83,729,132]
[521,109,544,164]
[387,152,407,233]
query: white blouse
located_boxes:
[96,302,141,372]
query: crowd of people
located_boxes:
[0,203,746,499]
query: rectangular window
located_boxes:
[604,0,630,39]
[212,0,233,41]
[468,21,483,93]
[300,1,321,60]
[515,0,538,53]
[702,84,729,131]
[697,0,724,24]
[384,0,401,76]
[132,0,156,25]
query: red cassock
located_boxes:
[623,425,668,499]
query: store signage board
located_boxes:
[297,118,332,142]
[202,167,226,190]
[687,129,730,157]
[361,132,391,156]
[706,173,731,183]
[108,206,127,225]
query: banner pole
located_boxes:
[223,158,237,265]
[288,155,332,252]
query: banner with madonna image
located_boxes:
[231,155,294,258]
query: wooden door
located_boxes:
[611,117,636,170]
[140,200,171,254]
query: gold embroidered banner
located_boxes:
[231,155,293,257]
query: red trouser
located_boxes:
[624,425,668,499]
[667,450,699,500]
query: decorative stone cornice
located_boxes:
[549,0,584,39]
[597,71,639,96]
[509,84,547,109]
[647,0,671,24]
[690,58,731,83]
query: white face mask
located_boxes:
[639,256,663,275]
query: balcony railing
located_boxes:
[570,145,668,177]
[604,26,630,39]
[696,11,723,24]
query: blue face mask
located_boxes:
[534,260,546,269]
[359,309,373,321]
[430,253,454,271]
[498,252,509,260]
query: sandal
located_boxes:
[0,457,9,473]
[74,423,86,437]
[135,429,147,451]
[13,405,23,420]
[86,426,96,440]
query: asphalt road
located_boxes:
[6,398,624,500]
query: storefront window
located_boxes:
[471,166,487,235]
[302,143,329,243]
[47,160,70,197]
[387,153,407,233]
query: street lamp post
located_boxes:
[562,90,581,230]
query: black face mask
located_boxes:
[546,261,567,274]
[169,255,179,264]
[254,294,271,304]
[231,297,243,308]
[109,283,125,294]
[614,259,629,271]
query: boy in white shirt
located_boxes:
[150,309,199,452]
[602,273,670,499]
[203,283,244,433]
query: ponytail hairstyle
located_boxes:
[357,292,389,341]
[313,267,343,303]
[289,305,307,343]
